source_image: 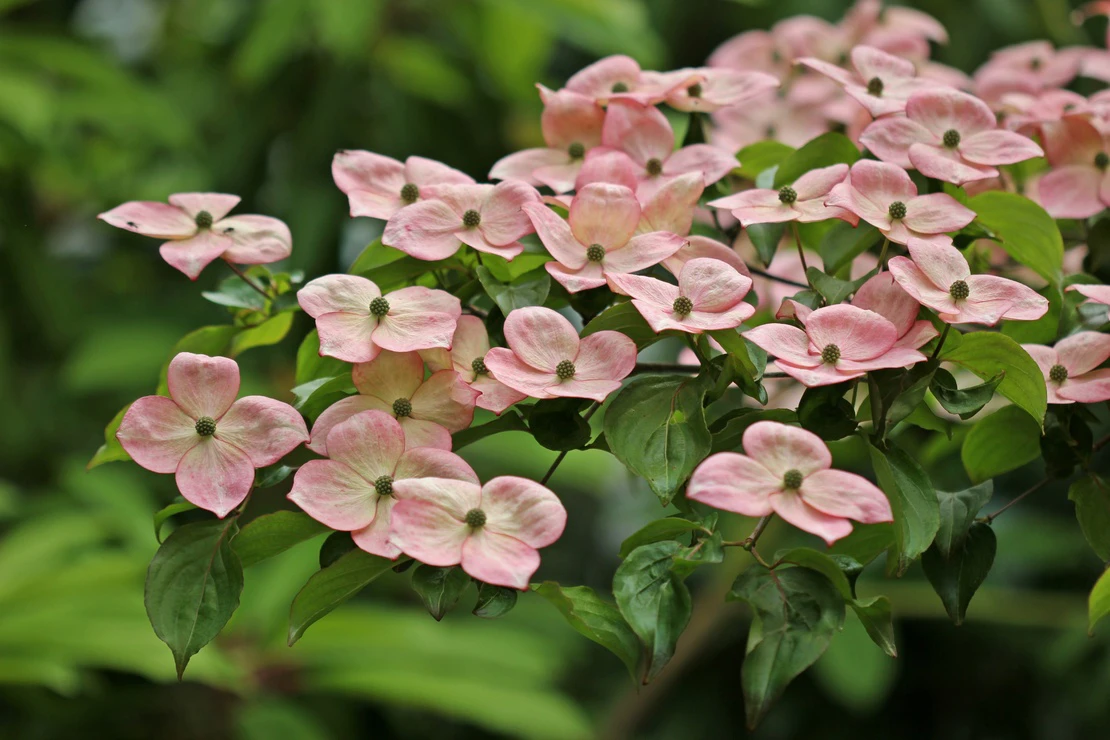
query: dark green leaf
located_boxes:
[849,596,897,657]
[921,522,996,625]
[934,482,994,560]
[930,367,1003,419]
[145,518,243,678]
[581,300,661,350]
[805,266,877,305]
[452,409,529,449]
[819,221,881,274]
[941,332,1047,425]
[772,547,855,599]
[287,549,395,645]
[254,464,297,490]
[291,375,357,421]
[613,541,692,683]
[708,328,767,402]
[347,238,406,275]
[201,275,268,311]
[961,405,1041,484]
[480,251,552,282]
[476,265,551,315]
[318,531,356,569]
[528,398,592,451]
[798,383,857,440]
[1069,476,1110,561]
[233,511,330,569]
[710,407,796,453]
[867,441,939,575]
[747,222,786,266]
[736,140,795,179]
[968,191,1063,287]
[153,500,197,543]
[411,564,471,621]
[87,403,131,469]
[473,582,518,619]
[1089,568,1110,634]
[829,523,895,567]
[773,132,861,188]
[619,518,705,559]
[531,582,641,680]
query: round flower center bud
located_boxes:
[462,209,481,228]
[465,508,487,528]
[374,475,394,496]
[471,357,488,375]
[672,296,694,316]
[942,129,961,148]
[392,398,412,417]
[949,279,970,300]
[1030,57,1042,71]
[586,244,606,262]
[687,82,703,98]
[821,344,841,364]
[369,297,390,316]
[645,158,664,176]
[1096,152,1109,170]
[611,81,629,93]
[195,210,213,229]
[782,469,804,490]
[400,182,420,204]
[555,360,576,380]
[568,141,585,159]
[888,201,907,220]
[867,76,884,96]
[1049,364,1068,383]
[778,186,797,204]
[195,416,217,436]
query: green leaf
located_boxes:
[156,326,240,394]
[798,383,857,441]
[934,482,994,560]
[921,522,996,625]
[291,375,357,421]
[603,372,712,505]
[612,541,692,683]
[287,549,395,645]
[968,190,1063,287]
[867,441,940,575]
[805,266,877,305]
[736,140,795,179]
[348,238,406,275]
[1068,475,1110,561]
[528,398,592,451]
[1088,568,1110,635]
[201,275,268,311]
[581,300,661,350]
[819,221,881,274]
[145,518,243,678]
[728,566,846,729]
[772,547,856,599]
[1002,285,1061,345]
[480,251,552,281]
[773,132,860,188]
[710,407,796,453]
[87,403,131,469]
[254,463,297,489]
[233,511,330,569]
[452,409,529,449]
[318,531,357,569]
[747,222,786,266]
[476,265,551,315]
[230,312,294,356]
[941,332,1047,425]
[410,564,471,621]
[152,500,197,543]
[961,405,1041,484]
[473,583,518,619]
[295,329,349,385]
[619,518,705,559]
[829,523,895,567]
[930,367,1003,419]
[708,328,767,402]
[531,582,641,681]
[849,596,897,658]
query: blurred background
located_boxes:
[2,0,1109,738]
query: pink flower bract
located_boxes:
[117,352,308,517]
[708,163,856,226]
[419,315,528,415]
[332,150,474,220]
[799,45,937,118]
[1023,332,1110,404]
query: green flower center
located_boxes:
[586,244,606,262]
[465,508,487,528]
[471,357,488,375]
[942,129,961,148]
[645,158,664,177]
[611,81,629,93]
[195,416,216,436]
[783,469,804,490]
[374,475,394,496]
[392,398,412,418]
[778,186,797,204]
[1096,152,1109,171]
[555,360,576,380]
[568,141,585,159]
[821,344,841,364]
[369,297,390,316]
[867,77,884,96]
[1049,364,1068,383]
[400,183,420,204]
[1030,57,1043,71]
[462,209,481,227]
[949,280,970,300]
[195,210,213,229]
[672,296,694,316]
[687,82,703,98]
[888,201,907,220]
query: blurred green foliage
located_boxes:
[2,0,1110,738]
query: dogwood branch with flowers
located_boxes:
[89,0,1110,727]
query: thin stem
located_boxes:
[982,479,1049,524]
[746,265,808,290]
[225,261,271,301]
[791,221,810,281]
[930,323,951,361]
[877,237,891,271]
[762,371,788,379]
[1093,433,1110,454]
[632,362,702,375]
[539,403,601,486]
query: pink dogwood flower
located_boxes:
[383,181,540,261]
[1037,117,1110,219]
[851,272,938,349]
[662,68,779,113]
[889,239,1049,325]
[606,257,754,334]
[744,304,928,387]
[662,235,751,278]
[636,173,706,237]
[117,352,308,517]
[524,183,685,293]
[707,163,856,226]
[860,88,1044,185]
[563,55,698,106]
[98,193,292,280]
[688,421,892,545]
[973,42,1085,106]
[591,100,737,200]
[1023,333,1110,404]
[307,350,478,456]
[390,476,567,590]
[419,315,527,415]
[289,410,478,559]
[331,150,474,220]
[489,86,604,193]
[825,160,975,246]
[799,45,937,118]
[483,307,636,403]
[1068,284,1110,307]
[710,82,837,151]
[298,274,461,364]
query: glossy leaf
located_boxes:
[968,191,1063,287]
[867,441,939,575]
[581,300,661,350]
[1068,475,1110,561]
[152,500,197,543]
[473,582,518,619]
[452,409,529,449]
[531,582,641,681]
[747,222,787,266]
[798,383,857,440]
[619,518,705,559]
[736,140,795,179]
[819,221,881,274]
[230,311,294,356]
[1088,567,1110,635]
[233,511,330,568]
[287,548,395,645]
[961,405,1041,484]
[849,596,897,657]
[410,564,471,621]
[934,482,994,560]
[476,265,551,315]
[941,329,1047,426]
[921,522,996,625]
[930,367,1002,420]
[295,329,349,385]
[528,398,592,451]
[806,266,877,305]
[87,403,131,469]
[773,132,860,188]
